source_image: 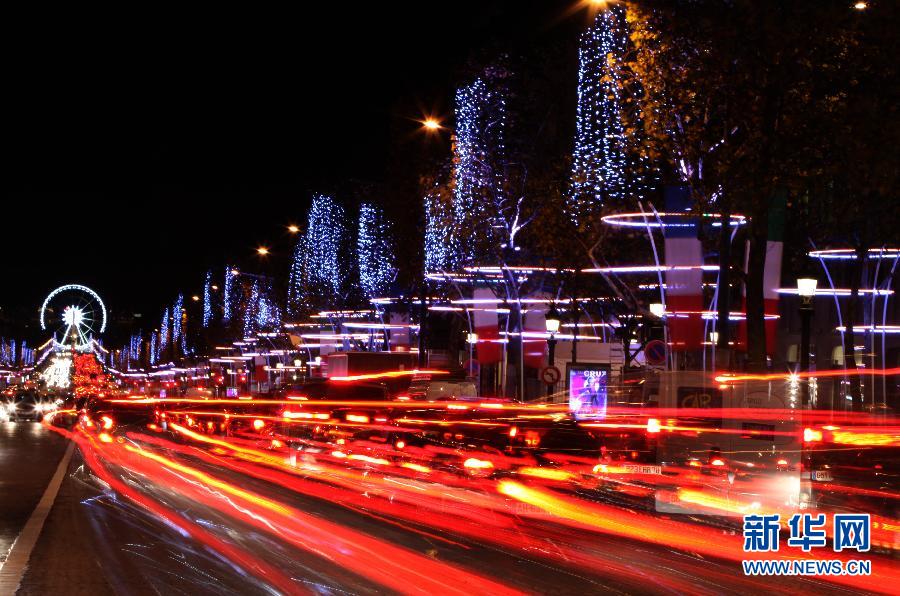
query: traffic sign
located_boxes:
[540,365,561,385]
[644,339,667,365]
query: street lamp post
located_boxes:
[545,305,561,397]
[797,277,817,406]
[466,332,478,379]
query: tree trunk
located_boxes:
[843,247,864,411]
[745,210,769,372]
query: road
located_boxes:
[0,419,894,594]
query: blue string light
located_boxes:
[569,6,645,223]
[149,331,158,365]
[302,194,346,305]
[358,203,395,298]
[452,76,506,263]
[203,270,212,328]
[159,307,170,357]
[424,189,454,274]
[223,265,235,323]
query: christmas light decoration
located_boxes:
[569,5,653,223]
[129,333,141,362]
[244,280,260,338]
[71,353,107,397]
[223,265,235,323]
[453,76,506,262]
[172,294,184,354]
[149,331,158,365]
[203,270,212,327]
[424,190,455,273]
[294,194,346,307]
[256,283,282,331]
[357,203,395,297]
[160,307,170,358]
[41,355,72,388]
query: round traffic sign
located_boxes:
[540,366,561,385]
[644,339,667,365]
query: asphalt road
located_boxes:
[1,422,894,595]
[0,422,68,566]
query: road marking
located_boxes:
[0,440,75,594]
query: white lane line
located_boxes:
[0,440,75,594]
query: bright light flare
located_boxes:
[422,118,442,131]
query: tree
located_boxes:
[357,203,396,298]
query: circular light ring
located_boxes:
[835,325,900,334]
[582,265,720,274]
[341,322,420,330]
[426,271,506,283]
[40,284,107,333]
[463,265,576,274]
[776,288,894,296]
[450,297,590,305]
[601,212,747,229]
[807,248,899,260]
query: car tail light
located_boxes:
[711,458,726,466]
[647,418,661,434]
[777,458,788,466]
[803,428,822,443]
[346,414,369,424]
[509,426,518,438]
[100,415,114,430]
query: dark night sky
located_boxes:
[4,1,585,338]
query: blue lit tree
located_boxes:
[357,203,395,298]
[149,331,158,365]
[159,307,170,361]
[423,185,455,274]
[568,5,653,226]
[223,265,236,323]
[452,75,508,263]
[288,194,347,310]
[202,270,212,327]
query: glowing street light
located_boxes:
[544,304,562,397]
[649,303,665,318]
[257,247,270,256]
[422,118,442,131]
[287,225,300,234]
[853,1,868,9]
[191,295,200,302]
[797,277,818,302]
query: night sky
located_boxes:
[4,1,586,339]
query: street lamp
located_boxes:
[797,277,817,405]
[287,225,300,234]
[257,247,270,256]
[649,303,665,318]
[422,118,442,131]
[545,304,561,397]
[466,332,478,378]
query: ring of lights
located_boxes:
[40,284,107,348]
[807,248,899,260]
[600,212,747,229]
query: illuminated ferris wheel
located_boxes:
[40,284,107,350]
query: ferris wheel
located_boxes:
[40,284,107,349]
